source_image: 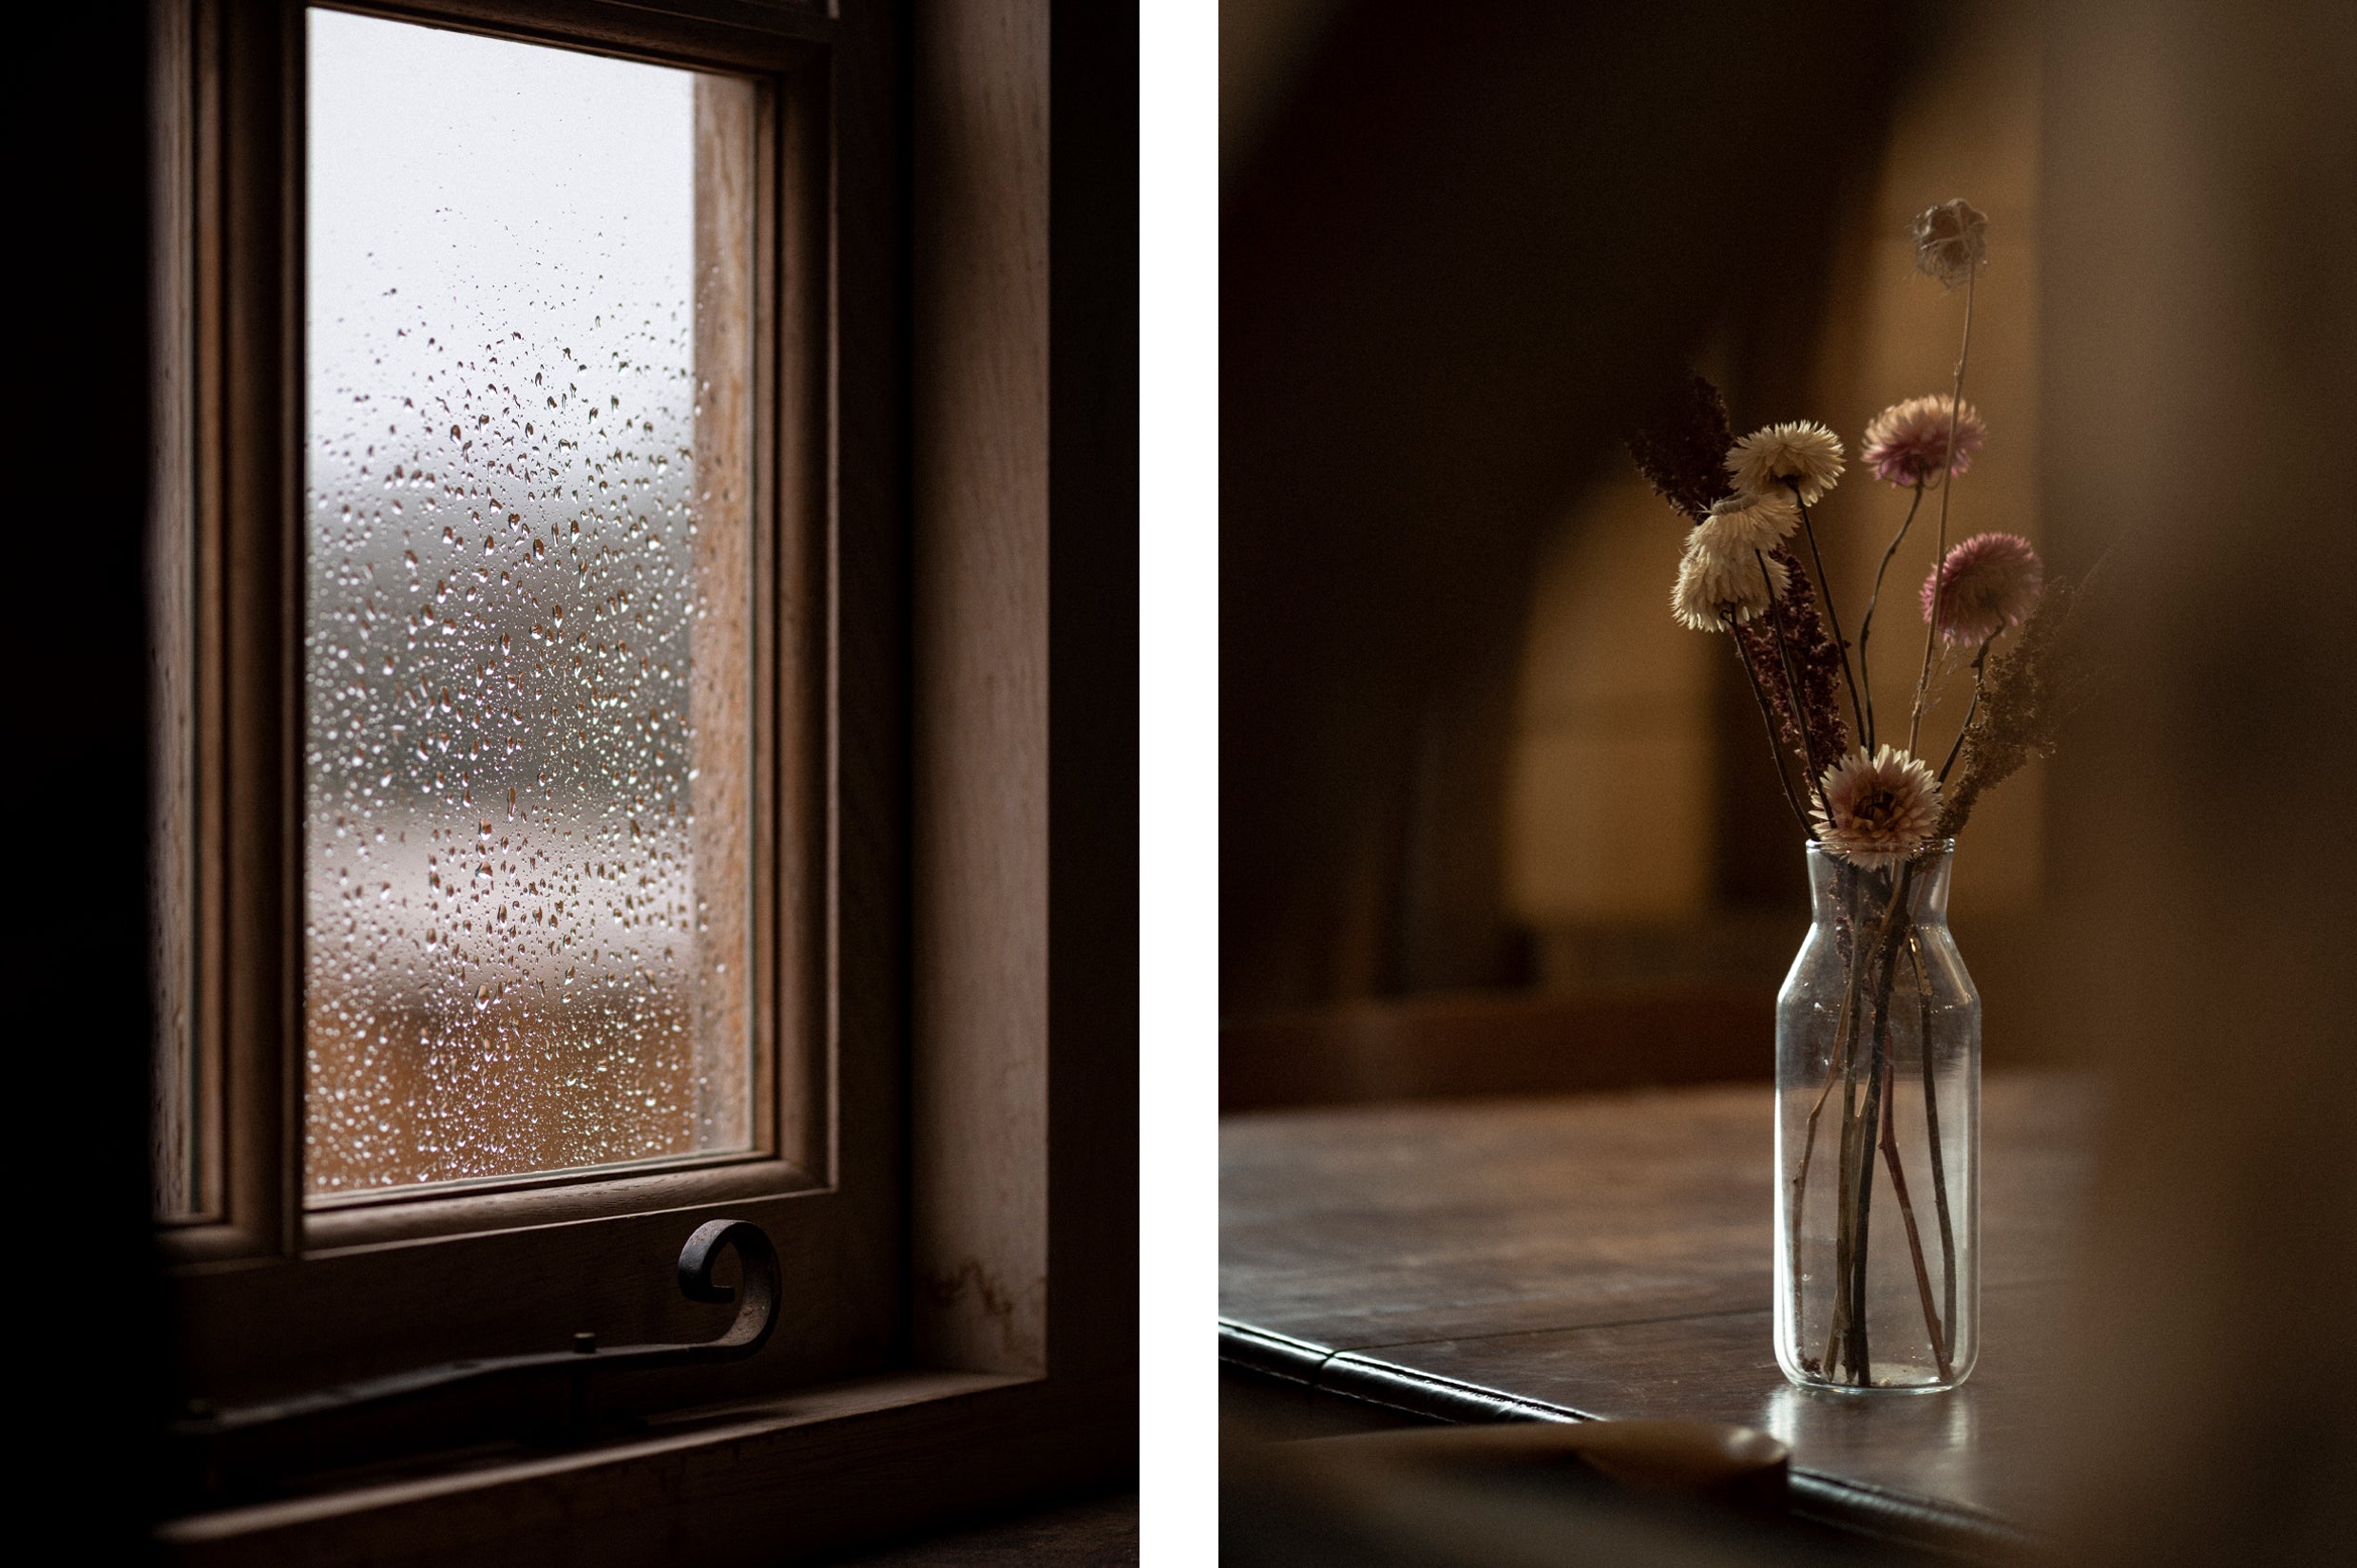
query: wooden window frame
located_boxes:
[152,0,1139,1558]
[165,0,891,1411]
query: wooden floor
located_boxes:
[1220,1073,2102,1550]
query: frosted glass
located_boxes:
[304,10,755,1196]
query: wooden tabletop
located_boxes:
[1220,1072,2101,1552]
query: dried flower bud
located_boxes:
[1911,199,1988,290]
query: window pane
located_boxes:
[304,10,756,1196]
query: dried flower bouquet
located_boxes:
[1629,201,2098,1390]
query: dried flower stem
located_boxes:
[1731,635,1816,838]
[1807,858,1957,1386]
[1940,696,1978,779]
[1909,933,1959,1346]
[1789,484,1868,744]
[1878,1043,1953,1380]
[1758,550,1826,807]
[1908,267,1978,755]
[1818,862,1908,1377]
[1839,1033,1882,1380]
[1742,555,1853,777]
[1789,894,1874,1329]
[1856,479,1927,753]
[1824,986,1868,1370]
[1840,865,1933,1385]
[1938,641,1993,781]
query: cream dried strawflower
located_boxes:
[1862,394,1986,488]
[1727,422,1846,506]
[1812,745,1943,865]
[1672,535,1789,631]
[1912,199,1988,289]
[1696,491,1800,552]
[1922,532,2043,646]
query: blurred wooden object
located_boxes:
[1220,984,1774,1113]
[1292,1422,1792,1513]
[2031,3,2357,1562]
[1221,1074,2100,1555]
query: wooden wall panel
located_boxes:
[909,0,1052,1376]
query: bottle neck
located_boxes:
[1805,843,1954,927]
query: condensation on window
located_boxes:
[303,10,755,1195]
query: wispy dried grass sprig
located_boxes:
[1729,637,1817,838]
[1734,550,1851,780]
[1627,374,1737,523]
[1935,565,2106,837]
[1907,200,1986,755]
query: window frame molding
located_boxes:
[153,0,1139,1554]
[165,0,845,1267]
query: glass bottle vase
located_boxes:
[1774,839,1979,1393]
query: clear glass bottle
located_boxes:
[1774,840,1979,1392]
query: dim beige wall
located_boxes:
[1504,477,1714,926]
[1505,0,2047,941]
[1811,0,2044,916]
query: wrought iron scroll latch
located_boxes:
[176,1218,780,1496]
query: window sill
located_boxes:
[160,1367,1135,1565]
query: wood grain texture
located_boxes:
[151,0,207,1221]
[690,69,760,1159]
[160,1370,1134,1568]
[216,0,303,1261]
[1221,1073,2100,1532]
[1223,1074,2095,1350]
[822,0,909,1328]
[1226,1087,1784,1350]
[767,41,832,1195]
[1345,1282,2074,1529]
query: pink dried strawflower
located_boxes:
[1922,532,2044,646]
[1812,745,1943,866]
[1672,534,1789,631]
[1727,422,1846,506]
[1696,491,1800,552]
[1862,394,1986,488]
[1912,199,1988,289]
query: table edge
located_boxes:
[1218,1318,2045,1562]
